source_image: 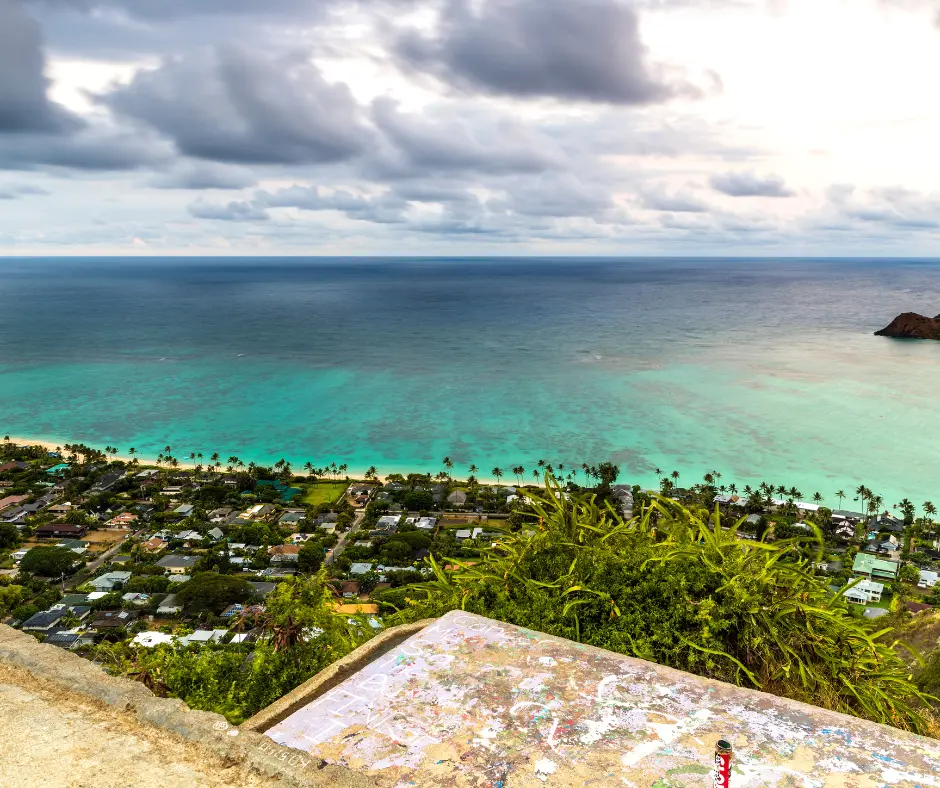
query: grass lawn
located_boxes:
[302,482,348,506]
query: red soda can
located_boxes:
[713,739,732,787]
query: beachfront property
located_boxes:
[852,552,900,581]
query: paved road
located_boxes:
[64,533,133,589]
[325,510,363,567]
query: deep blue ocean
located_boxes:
[1,256,938,504]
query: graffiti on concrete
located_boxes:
[266,611,940,787]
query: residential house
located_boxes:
[90,610,138,631]
[20,608,68,632]
[184,629,228,646]
[279,510,306,526]
[89,571,132,591]
[455,529,472,541]
[268,544,302,563]
[288,532,315,544]
[121,592,151,606]
[611,485,634,518]
[919,570,939,589]
[349,562,374,576]
[447,490,468,506]
[56,539,90,556]
[831,509,866,524]
[0,494,29,511]
[92,470,125,491]
[852,553,900,582]
[340,581,361,598]
[10,548,28,562]
[133,503,157,519]
[156,555,200,574]
[142,536,167,553]
[906,601,933,615]
[34,522,88,539]
[207,527,224,541]
[43,633,80,649]
[54,594,89,609]
[868,516,905,534]
[1,506,31,526]
[208,508,233,522]
[47,502,75,516]
[176,529,203,542]
[167,574,191,584]
[864,539,897,555]
[834,524,857,541]
[247,581,276,598]
[843,579,885,605]
[109,554,133,565]
[371,515,400,535]
[415,517,437,531]
[172,504,195,517]
[156,594,182,615]
[105,512,138,529]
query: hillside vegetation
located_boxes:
[388,477,938,734]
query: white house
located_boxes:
[843,579,885,605]
[919,570,939,589]
[89,571,132,591]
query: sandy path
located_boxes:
[0,662,282,788]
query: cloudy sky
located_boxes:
[1,0,939,255]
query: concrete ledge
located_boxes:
[0,623,377,787]
[243,618,435,733]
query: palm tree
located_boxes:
[671,470,680,484]
[492,467,503,486]
[339,463,348,479]
[835,490,845,509]
[469,464,479,476]
[189,452,196,469]
[365,466,377,481]
[923,502,937,534]
[812,492,822,505]
[442,456,454,475]
[532,469,540,482]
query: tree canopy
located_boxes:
[175,572,253,614]
[20,547,77,578]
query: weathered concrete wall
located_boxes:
[5,614,940,788]
[0,623,376,787]
[244,619,434,733]
[266,611,940,788]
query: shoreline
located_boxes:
[0,434,525,487]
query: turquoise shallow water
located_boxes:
[0,256,938,505]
